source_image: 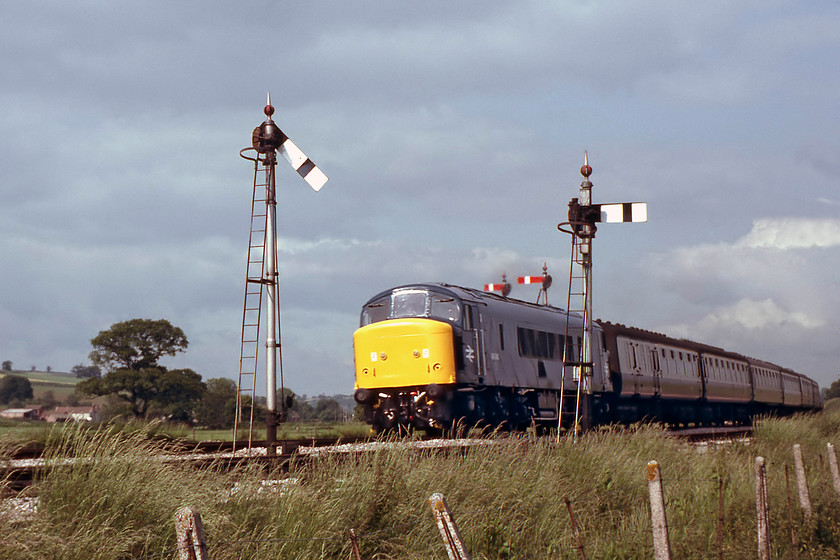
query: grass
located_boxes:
[1,412,839,559]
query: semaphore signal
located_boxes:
[517,263,553,305]
[558,151,646,440]
[235,94,328,456]
[484,273,512,297]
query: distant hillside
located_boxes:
[1,369,79,384]
[0,369,80,402]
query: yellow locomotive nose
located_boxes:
[353,318,457,389]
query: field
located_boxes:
[0,369,80,402]
[2,410,840,559]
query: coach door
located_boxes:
[463,305,486,383]
[477,311,502,385]
[650,347,662,396]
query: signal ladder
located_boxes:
[233,153,271,450]
[561,229,594,439]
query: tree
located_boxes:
[196,378,237,429]
[149,368,206,422]
[0,375,33,404]
[41,390,58,409]
[76,319,204,420]
[314,398,344,423]
[1,361,11,371]
[89,318,188,372]
[72,363,102,379]
[823,378,840,401]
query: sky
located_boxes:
[1,1,838,397]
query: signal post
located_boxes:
[558,153,646,440]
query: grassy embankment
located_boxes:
[2,408,840,559]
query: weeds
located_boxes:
[0,411,838,559]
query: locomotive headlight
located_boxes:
[413,350,420,358]
[380,352,388,361]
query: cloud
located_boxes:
[665,298,823,338]
[642,216,840,381]
[736,218,840,249]
[2,1,839,396]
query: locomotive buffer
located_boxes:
[558,153,646,439]
[235,94,328,455]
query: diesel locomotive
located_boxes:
[352,283,822,431]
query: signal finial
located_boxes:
[264,92,275,118]
[580,151,592,178]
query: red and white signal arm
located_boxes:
[517,276,545,285]
[484,283,506,292]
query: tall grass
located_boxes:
[1,411,839,559]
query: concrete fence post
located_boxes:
[429,493,472,560]
[174,506,209,560]
[793,444,812,522]
[755,457,771,560]
[646,461,672,560]
[827,443,840,499]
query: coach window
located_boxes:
[536,331,550,358]
[564,335,574,361]
[464,305,474,330]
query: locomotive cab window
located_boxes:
[430,296,461,323]
[361,289,462,326]
[360,296,390,326]
[392,290,427,318]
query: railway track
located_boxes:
[668,425,753,442]
[2,426,751,496]
[0,435,372,492]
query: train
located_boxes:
[352,283,822,432]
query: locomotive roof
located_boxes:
[363,282,580,318]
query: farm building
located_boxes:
[0,408,42,420]
[43,406,100,423]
